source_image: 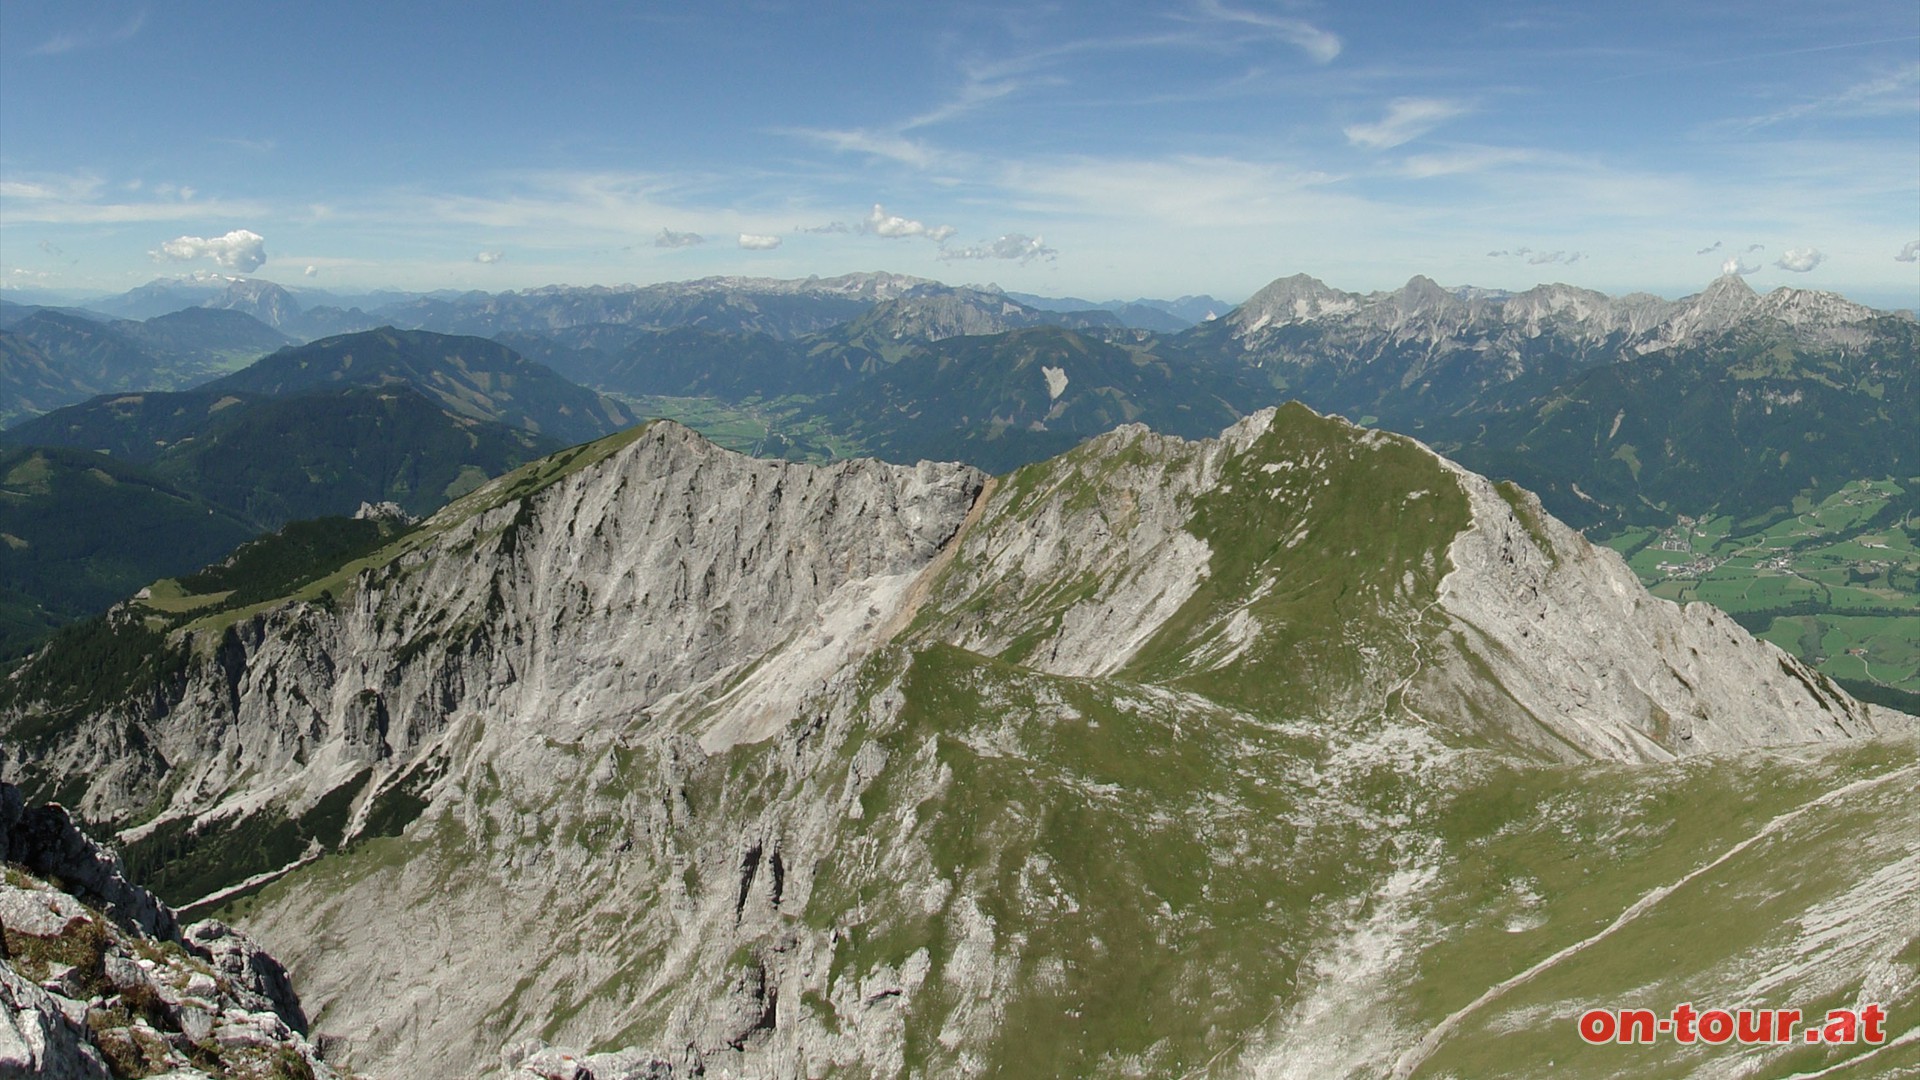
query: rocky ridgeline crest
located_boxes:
[1224,271,1888,355]
[1,783,336,1079]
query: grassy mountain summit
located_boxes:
[0,406,1908,1077]
[205,326,635,446]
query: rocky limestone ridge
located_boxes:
[1417,455,1900,760]
[1,408,1908,1077]
[5,419,985,830]
[896,408,1900,759]
[1224,271,1891,355]
[841,286,1120,343]
[1,783,336,1079]
[588,271,939,302]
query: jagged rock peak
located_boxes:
[1752,284,1881,325]
[1,785,176,943]
[1232,273,1361,329]
[1384,273,1463,315]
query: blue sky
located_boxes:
[2,1,1917,307]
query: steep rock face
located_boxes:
[8,421,984,833]
[1418,459,1887,761]
[2,409,1910,1078]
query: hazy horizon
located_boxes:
[7,266,1919,318]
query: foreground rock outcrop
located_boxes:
[1,783,336,1079]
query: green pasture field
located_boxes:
[1603,478,1920,697]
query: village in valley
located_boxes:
[1606,478,1920,700]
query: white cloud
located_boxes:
[1487,247,1581,265]
[940,234,1058,264]
[654,228,705,248]
[1774,247,1824,273]
[1722,255,1763,276]
[151,229,268,272]
[1195,1,1341,63]
[475,250,505,264]
[738,233,783,250]
[1345,98,1468,150]
[861,204,957,242]
[1895,240,1919,263]
[304,265,319,277]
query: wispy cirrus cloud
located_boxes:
[998,155,1353,229]
[1346,98,1470,150]
[32,9,146,55]
[786,127,943,169]
[654,228,705,248]
[1193,0,1341,63]
[1397,145,1545,178]
[0,172,263,224]
[1731,63,1920,130]
[1895,240,1919,263]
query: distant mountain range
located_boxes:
[6,327,625,520]
[51,271,1229,345]
[0,269,1908,673]
[0,328,639,654]
[0,303,293,423]
[466,270,1912,527]
[1005,289,1231,330]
